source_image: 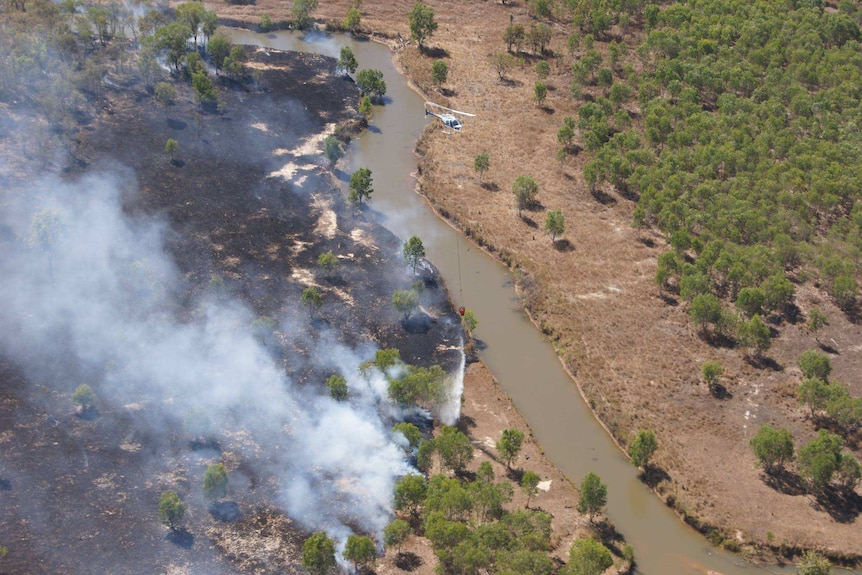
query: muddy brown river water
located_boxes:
[226,28,842,575]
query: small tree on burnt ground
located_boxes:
[158,490,186,531]
[302,531,336,575]
[344,534,377,572]
[203,463,228,501]
[403,235,426,273]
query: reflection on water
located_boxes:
[227,27,845,575]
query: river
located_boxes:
[227,28,811,575]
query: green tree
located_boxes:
[474,152,490,182]
[496,428,525,469]
[203,463,228,500]
[158,490,186,530]
[521,471,540,508]
[491,51,518,80]
[72,384,96,412]
[260,14,273,32]
[154,81,176,117]
[807,308,828,344]
[504,22,526,53]
[191,70,217,104]
[292,0,319,30]
[629,429,658,470]
[690,293,722,336]
[403,236,426,273]
[532,80,547,107]
[322,136,343,167]
[476,461,495,484]
[344,535,376,571]
[736,287,766,318]
[739,314,771,358]
[201,10,218,44]
[208,33,232,73]
[326,374,348,401]
[749,424,794,474]
[798,378,841,416]
[394,473,427,517]
[155,21,192,70]
[388,365,445,406]
[461,309,479,336]
[349,167,374,204]
[176,1,205,48]
[564,538,613,575]
[302,531,336,575]
[577,472,607,523]
[393,422,422,451]
[165,138,179,161]
[557,118,576,152]
[436,426,474,473]
[798,350,832,381]
[223,45,247,79]
[535,60,550,80]
[702,361,723,394]
[392,289,419,320]
[356,69,386,100]
[796,550,832,575]
[344,6,361,32]
[301,287,322,317]
[431,59,449,88]
[512,175,539,217]
[416,439,436,473]
[545,209,565,243]
[358,96,373,116]
[384,519,412,553]
[317,250,339,277]
[408,1,437,48]
[337,45,358,76]
[836,454,861,493]
[797,430,843,493]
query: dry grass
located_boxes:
[203,0,862,558]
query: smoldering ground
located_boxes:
[0,168,460,572]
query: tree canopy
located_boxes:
[408,2,438,48]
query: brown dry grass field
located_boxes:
[205,0,862,561]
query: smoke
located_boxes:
[0,171,421,544]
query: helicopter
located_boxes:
[424,101,476,132]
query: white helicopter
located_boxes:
[424,101,476,132]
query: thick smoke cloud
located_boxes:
[0,171,419,544]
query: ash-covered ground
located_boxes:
[0,48,462,574]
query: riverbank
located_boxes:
[206,0,862,566]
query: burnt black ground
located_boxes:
[0,48,460,574]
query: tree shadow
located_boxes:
[395,552,422,571]
[366,124,382,134]
[814,486,862,523]
[762,468,807,496]
[640,465,670,489]
[0,478,11,491]
[499,77,522,88]
[617,186,640,202]
[209,501,242,522]
[166,527,194,548]
[708,382,733,400]
[480,182,499,192]
[75,407,100,421]
[402,312,433,334]
[440,87,457,98]
[520,215,538,229]
[553,239,575,252]
[167,118,187,130]
[590,189,617,205]
[456,414,477,431]
[421,46,449,58]
[638,236,656,248]
[189,438,222,453]
[744,355,782,371]
[659,293,678,306]
[170,159,185,168]
[505,468,524,483]
[540,106,555,115]
[817,341,839,355]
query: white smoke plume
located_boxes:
[0,170,416,544]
